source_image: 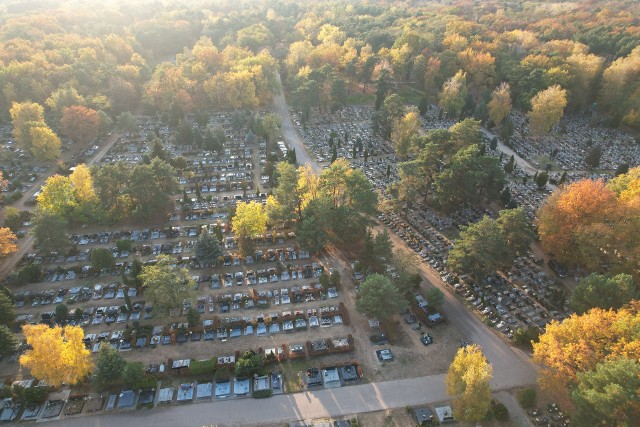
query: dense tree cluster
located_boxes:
[395,119,505,212]
[267,159,376,253]
[35,159,177,226]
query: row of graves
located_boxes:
[0,347,362,421]
[78,300,351,352]
[291,106,393,163]
[509,111,639,171]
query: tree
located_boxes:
[186,307,200,328]
[434,144,505,211]
[496,207,535,257]
[93,344,125,390]
[267,162,302,225]
[37,175,76,218]
[532,302,640,406]
[355,274,407,322]
[0,228,17,258]
[0,325,17,356]
[55,303,69,322]
[449,208,533,279]
[139,255,194,311]
[60,106,99,144]
[195,228,222,266]
[391,107,420,157]
[569,273,636,314]
[9,101,44,149]
[91,248,115,271]
[28,124,62,161]
[232,201,267,257]
[175,120,194,146]
[426,287,445,307]
[20,324,93,387]
[528,85,568,136]
[585,145,602,169]
[536,179,617,268]
[0,293,16,326]
[488,82,512,126]
[235,350,265,378]
[69,164,96,204]
[449,216,507,279]
[446,345,493,422]
[122,362,145,389]
[571,358,640,426]
[116,112,138,132]
[439,70,467,118]
[504,155,515,174]
[32,212,69,255]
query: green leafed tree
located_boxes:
[355,273,407,322]
[0,293,16,326]
[93,343,125,390]
[0,325,17,356]
[569,273,636,314]
[139,255,195,311]
[194,227,222,267]
[571,357,640,426]
[91,248,115,271]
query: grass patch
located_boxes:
[397,83,425,105]
[189,358,215,376]
[345,92,375,105]
[276,359,307,393]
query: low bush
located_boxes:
[518,387,537,409]
[251,389,272,399]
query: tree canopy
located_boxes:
[355,273,407,322]
[139,255,195,311]
[20,324,93,387]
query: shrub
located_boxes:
[251,389,272,399]
[491,400,509,421]
[518,387,537,409]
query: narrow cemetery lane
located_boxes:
[272,72,322,174]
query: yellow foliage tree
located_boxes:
[9,101,44,149]
[488,82,512,125]
[391,107,421,157]
[28,123,62,161]
[0,228,18,257]
[232,201,267,256]
[528,85,568,136]
[20,324,93,387]
[69,164,96,203]
[533,302,640,407]
[439,70,467,118]
[446,344,493,422]
[37,174,76,218]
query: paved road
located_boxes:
[0,131,122,279]
[46,375,450,427]
[272,73,322,174]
